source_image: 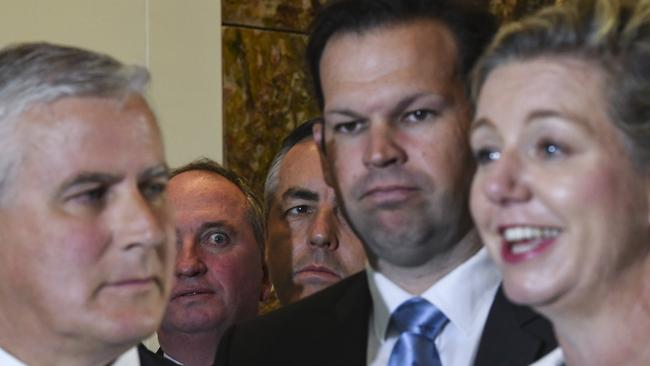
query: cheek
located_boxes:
[546,165,623,220]
[469,174,490,229]
[53,223,111,267]
[211,249,263,293]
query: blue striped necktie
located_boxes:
[387,297,448,366]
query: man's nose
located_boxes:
[308,207,339,250]
[362,122,407,168]
[176,241,208,277]
[116,187,168,251]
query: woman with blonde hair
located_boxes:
[470,0,650,364]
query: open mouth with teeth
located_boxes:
[500,226,561,262]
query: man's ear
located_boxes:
[312,122,335,187]
[646,176,650,227]
[260,249,271,302]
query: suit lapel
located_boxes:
[331,271,372,365]
[474,287,557,366]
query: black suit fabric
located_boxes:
[215,272,556,366]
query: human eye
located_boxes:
[203,230,230,247]
[285,205,314,218]
[68,185,109,207]
[333,120,365,135]
[402,109,439,124]
[473,147,501,165]
[535,138,568,160]
[140,178,168,201]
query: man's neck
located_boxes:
[372,229,481,295]
[157,329,222,366]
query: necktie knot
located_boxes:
[389,297,448,339]
[388,297,448,366]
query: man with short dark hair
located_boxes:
[0,42,176,366]
[264,120,366,305]
[216,1,556,365]
[157,159,268,366]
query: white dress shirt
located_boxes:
[0,345,141,366]
[366,248,501,366]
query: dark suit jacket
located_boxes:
[138,344,179,366]
[215,272,556,366]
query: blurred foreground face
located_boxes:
[470,58,650,311]
[0,95,175,348]
[266,140,365,305]
[161,171,263,333]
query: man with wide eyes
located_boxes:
[264,119,366,305]
[156,159,268,366]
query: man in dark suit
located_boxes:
[216,1,557,365]
[0,42,177,366]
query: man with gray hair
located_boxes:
[0,42,176,366]
[264,119,365,305]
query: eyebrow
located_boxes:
[282,187,319,202]
[139,164,169,181]
[196,221,234,233]
[324,92,444,122]
[59,172,120,191]
[57,164,169,196]
[471,109,595,134]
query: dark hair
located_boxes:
[171,158,265,254]
[264,117,321,217]
[306,0,498,109]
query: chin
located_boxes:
[502,276,568,312]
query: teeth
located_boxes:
[511,241,540,254]
[503,226,560,243]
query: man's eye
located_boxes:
[205,232,229,246]
[141,181,167,200]
[473,148,501,165]
[402,109,438,124]
[74,186,108,205]
[333,120,364,134]
[286,205,313,217]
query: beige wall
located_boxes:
[0,0,223,167]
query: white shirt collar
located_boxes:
[367,247,501,342]
[0,345,140,366]
[0,346,26,366]
[112,347,141,366]
[530,347,564,366]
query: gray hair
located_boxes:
[0,42,150,202]
[263,118,320,219]
[472,0,650,169]
[171,158,266,256]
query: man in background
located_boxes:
[157,159,268,365]
[264,119,366,305]
[0,42,176,366]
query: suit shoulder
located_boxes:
[216,272,370,366]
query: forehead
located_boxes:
[15,96,163,183]
[276,141,326,194]
[168,171,249,221]
[320,19,459,110]
[477,58,607,123]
